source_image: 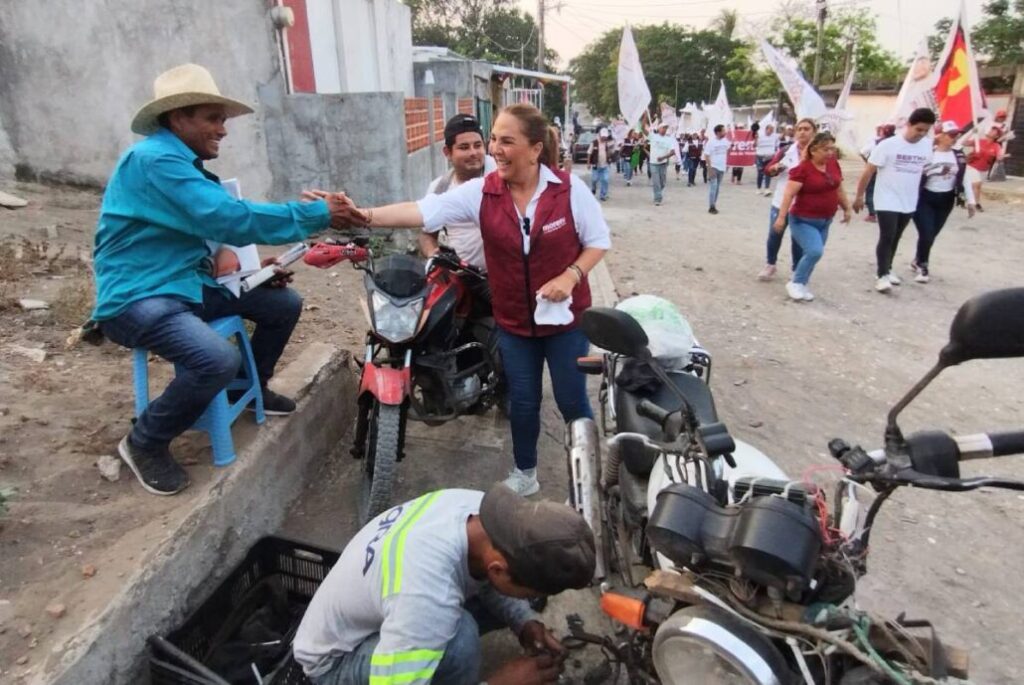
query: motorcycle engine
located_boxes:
[647,483,822,595]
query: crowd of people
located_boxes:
[562,104,1010,304]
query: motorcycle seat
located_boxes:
[615,371,720,477]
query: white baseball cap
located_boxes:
[936,120,960,135]
[599,128,610,138]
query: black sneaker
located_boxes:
[117,435,189,496]
[260,387,296,415]
[228,387,297,415]
[709,206,719,214]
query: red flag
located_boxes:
[934,26,974,128]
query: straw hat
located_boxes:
[130,64,254,135]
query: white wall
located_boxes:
[332,0,413,95]
[307,0,343,94]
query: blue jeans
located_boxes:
[766,206,804,268]
[100,286,303,449]
[651,162,668,203]
[623,161,633,182]
[708,167,723,207]
[498,327,593,470]
[590,166,610,200]
[789,215,832,285]
[755,155,772,190]
[313,604,503,685]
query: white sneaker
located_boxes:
[502,467,540,496]
[757,264,777,281]
[875,276,893,293]
[886,273,902,286]
[786,281,807,301]
[801,287,815,301]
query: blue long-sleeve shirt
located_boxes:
[91,127,330,321]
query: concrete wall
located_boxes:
[261,90,442,206]
[334,0,413,96]
[0,0,282,194]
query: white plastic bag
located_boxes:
[615,295,695,367]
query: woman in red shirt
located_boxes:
[773,132,852,302]
[963,126,1005,211]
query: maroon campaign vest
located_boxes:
[479,168,592,337]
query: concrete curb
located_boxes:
[40,344,354,685]
[589,259,619,308]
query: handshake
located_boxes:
[302,189,371,229]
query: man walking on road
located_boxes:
[648,121,676,206]
[294,484,596,685]
[588,128,614,202]
[853,108,936,293]
[704,124,731,214]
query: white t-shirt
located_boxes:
[293,490,538,679]
[923,149,976,205]
[417,164,612,256]
[704,137,731,172]
[756,133,779,157]
[649,133,676,163]
[868,135,933,213]
[771,143,803,209]
[423,156,497,271]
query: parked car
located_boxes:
[573,132,598,164]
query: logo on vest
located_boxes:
[542,217,567,234]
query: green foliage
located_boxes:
[569,23,761,118]
[769,8,903,87]
[973,0,1024,65]
[927,18,955,60]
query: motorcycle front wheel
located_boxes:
[358,400,404,525]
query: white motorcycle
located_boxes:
[562,290,1024,684]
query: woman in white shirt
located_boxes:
[910,121,976,283]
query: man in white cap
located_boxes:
[587,128,614,201]
[648,121,677,206]
[92,64,362,496]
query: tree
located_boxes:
[926,17,954,60]
[710,9,739,40]
[768,8,903,87]
[973,0,1024,65]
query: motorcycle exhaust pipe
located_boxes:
[566,418,606,580]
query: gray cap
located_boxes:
[480,484,596,595]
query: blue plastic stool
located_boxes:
[132,315,265,467]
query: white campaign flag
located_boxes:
[704,81,733,131]
[760,40,828,120]
[659,102,679,134]
[892,39,938,125]
[820,67,858,152]
[611,120,630,145]
[758,110,776,130]
[618,26,652,129]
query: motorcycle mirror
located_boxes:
[580,307,650,359]
[886,288,1024,450]
[940,288,1024,366]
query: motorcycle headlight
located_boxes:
[653,606,786,685]
[371,291,423,343]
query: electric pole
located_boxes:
[812,0,828,87]
[538,0,546,71]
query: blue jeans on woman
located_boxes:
[766,206,804,269]
[755,155,773,190]
[100,285,303,450]
[498,327,593,471]
[788,215,832,285]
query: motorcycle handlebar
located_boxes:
[950,430,1024,461]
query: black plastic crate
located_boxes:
[149,536,340,685]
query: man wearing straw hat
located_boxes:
[92,64,362,496]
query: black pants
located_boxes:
[912,189,956,267]
[732,167,744,182]
[687,158,699,185]
[875,211,914,277]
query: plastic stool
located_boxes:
[132,315,265,467]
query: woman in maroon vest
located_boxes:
[336,104,611,496]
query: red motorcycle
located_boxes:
[305,240,504,522]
